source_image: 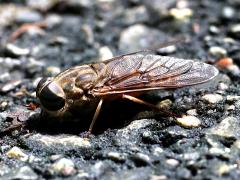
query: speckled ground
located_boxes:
[0,0,240,179]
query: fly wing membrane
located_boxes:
[92,54,218,96]
[103,54,193,85]
[155,61,219,87]
[104,54,145,85]
[139,55,193,80]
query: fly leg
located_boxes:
[122,94,158,110]
[121,94,180,117]
[88,98,104,133]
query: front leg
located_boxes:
[88,98,104,133]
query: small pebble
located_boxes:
[107,152,125,162]
[230,24,240,34]
[67,0,94,9]
[176,115,201,128]
[81,24,94,45]
[152,147,164,156]
[166,126,189,137]
[116,119,157,144]
[156,99,172,110]
[234,100,240,109]
[44,66,61,76]
[0,101,8,110]
[6,146,28,161]
[225,104,235,111]
[99,46,113,61]
[226,64,240,76]
[15,9,43,23]
[226,95,240,102]
[49,36,69,46]
[207,109,214,114]
[182,152,200,161]
[209,46,227,57]
[91,161,111,177]
[204,35,212,42]
[0,72,10,82]
[206,116,239,138]
[51,158,76,176]
[50,154,64,161]
[0,80,22,93]
[215,90,225,95]
[27,58,44,68]
[169,8,193,20]
[209,147,230,156]
[77,171,90,178]
[45,14,62,27]
[216,163,236,176]
[5,44,30,57]
[205,135,224,149]
[119,24,168,53]
[223,37,235,43]
[27,0,56,11]
[216,57,233,68]
[186,109,198,116]
[209,25,220,34]
[142,130,152,139]
[176,0,189,8]
[202,94,223,104]
[166,159,179,167]
[131,153,151,165]
[157,45,176,54]
[218,82,229,91]
[150,175,167,180]
[28,155,41,163]
[222,6,235,19]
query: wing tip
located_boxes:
[206,64,219,80]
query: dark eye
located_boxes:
[37,81,65,111]
[36,78,51,96]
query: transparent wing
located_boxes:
[92,53,218,96]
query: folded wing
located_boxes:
[92,53,218,96]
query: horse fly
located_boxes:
[36,43,218,133]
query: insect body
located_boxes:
[36,51,218,132]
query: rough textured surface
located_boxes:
[0,0,240,179]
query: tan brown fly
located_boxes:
[36,43,219,133]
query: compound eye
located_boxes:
[37,81,65,111]
[36,77,52,96]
